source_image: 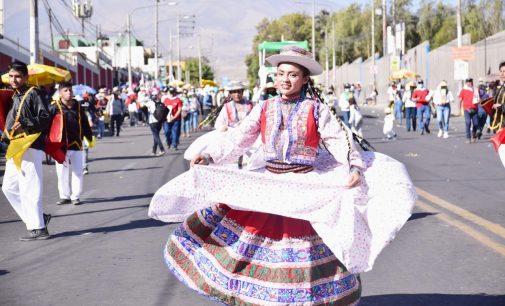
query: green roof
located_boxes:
[257,41,309,52]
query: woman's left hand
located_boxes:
[346,171,361,188]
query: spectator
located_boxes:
[162,86,183,150]
[432,80,454,138]
[106,92,125,137]
[459,78,480,143]
[128,97,138,127]
[383,107,396,140]
[145,96,166,156]
[349,96,363,137]
[338,83,352,127]
[403,81,417,132]
[412,80,432,135]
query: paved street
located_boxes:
[1,109,505,306]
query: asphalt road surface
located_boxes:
[1,108,504,306]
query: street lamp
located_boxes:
[127,1,177,90]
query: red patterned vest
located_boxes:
[260,97,320,165]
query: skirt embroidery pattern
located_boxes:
[164,205,362,305]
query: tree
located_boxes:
[246,14,312,87]
[182,57,214,87]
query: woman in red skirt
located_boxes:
[150,46,416,305]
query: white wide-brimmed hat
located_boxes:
[266,46,323,76]
[226,81,246,91]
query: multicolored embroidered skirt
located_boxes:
[164,205,361,305]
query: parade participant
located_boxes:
[432,80,454,138]
[184,81,257,169]
[1,60,52,241]
[150,46,416,305]
[162,86,183,150]
[258,76,278,102]
[412,79,432,135]
[459,78,480,143]
[214,81,253,131]
[338,82,352,127]
[491,61,505,130]
[48,82,93,205]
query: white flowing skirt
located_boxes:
[149,149,417,274]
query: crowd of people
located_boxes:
[2,51,504,305]
[322,65,505,144]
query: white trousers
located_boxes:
[2,148,44,230]
[55,150,84,200]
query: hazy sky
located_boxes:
[3,0,428,82]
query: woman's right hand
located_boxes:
[191,154,210,166]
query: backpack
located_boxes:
[153,102,169,122]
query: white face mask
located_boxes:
[344,88,350,92]
[417,83,423,88]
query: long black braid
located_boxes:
[305,79,376,162]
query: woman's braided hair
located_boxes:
[304,78,352,164]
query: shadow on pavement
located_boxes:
[0,204,152,225]
[90,155,154,161]
[0,270,9,276]
[408,212,437,222]
[83,193,154,204]
[50,218,169,238]
[360,293,505,306]
[87,166,162,175]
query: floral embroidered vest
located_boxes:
[260,97,320,165]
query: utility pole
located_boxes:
[154,0,159,80]
[198,35,202,86]
[127,14,132,90]
[382,0,387,55]
[392,0,396,55]
[325,26,329,91]
[48,8,55,50]
[177,15,181,81]
[30,0,40,64]
[456,0,462,48]
[311,0,315,59]
[0,0,4,38]
[372,0,376,88]
[169,30,173,83]
[332,20,336,92]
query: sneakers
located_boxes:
[437,130,443,138]
[156,151,166,156]
[72,199,82,205]
[83,167,89,175]
[443,132,449,139]
[56,198,71,205]
[19,228,50,241]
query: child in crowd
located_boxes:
[383,107,397,140]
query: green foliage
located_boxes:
[244,0,505,84]
[183,57,214,87]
